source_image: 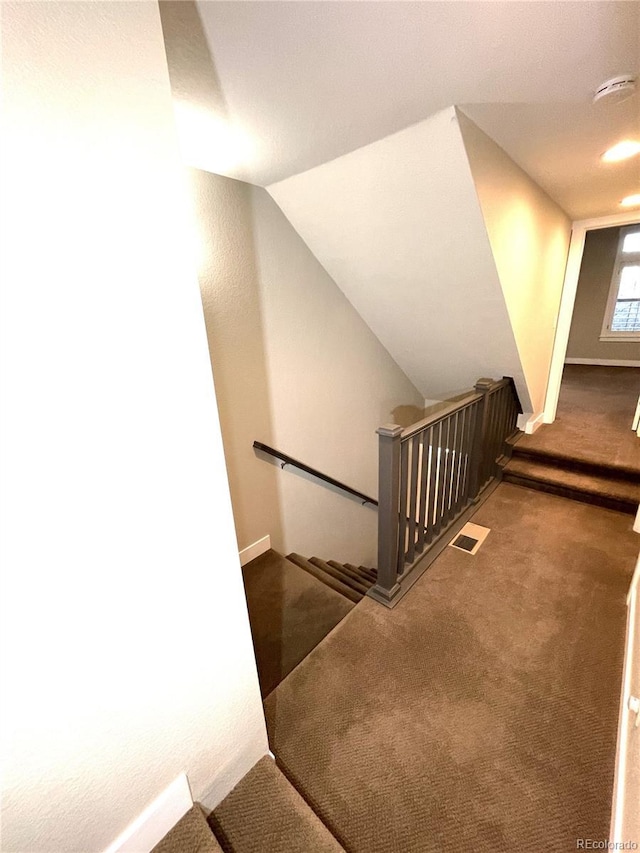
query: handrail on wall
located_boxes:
[254,377,522,610]
[252,441,379,507]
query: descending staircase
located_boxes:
[153,756,345,853]
[503,442,640,515]
[242,550,375,698]
[287,553,377,602]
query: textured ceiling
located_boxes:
[164,1,640,218]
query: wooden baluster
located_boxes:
[406,433,421,564]
[425,421,440,544]
[451,407,466,515]
[397,439,409,574]
[416,427,431,555]
[444,411,459,525]
[461,400,477,505]
[435,416,451,535]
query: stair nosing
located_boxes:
[511,445,640,482]
[326,560,375,590]
[504,459,640,502]
[345,562,377,580]
[503,471,638,513]
[310,557,371,594]
[287,553,362,603]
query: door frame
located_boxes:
[543,210,640,424]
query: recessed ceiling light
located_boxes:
[620,194,640,207]
[602,141,640,163]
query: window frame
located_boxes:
[600,225,640,342]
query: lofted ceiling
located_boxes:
[169,1,640,219]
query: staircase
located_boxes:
[287,553,377,603]
[503,442,640,515]
[153,756,345,853]
[502,364,640,516]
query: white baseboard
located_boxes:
[102,773,192,853]
[565,358,640,367]
[239,534,271,566]
[517,411,545,434]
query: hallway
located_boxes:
[504,365,640,513]
[521,364,639,473]
[264,484,637,852]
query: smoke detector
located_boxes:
[593,75,637,104]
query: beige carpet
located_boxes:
[517,365,639,473]
[265,484,637,852]
[209,756,344,852]
[242,550,354,697]
[152,805,222,853]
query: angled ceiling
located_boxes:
[165,0,640,219]
[268,107,532,407]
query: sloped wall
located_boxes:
[268,106,531,410]
[189,170,425,566]
[457,109,571,416]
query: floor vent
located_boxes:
[452,534,477,552]
[449,522,491,555]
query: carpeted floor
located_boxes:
[242,550,354,698]
[265,484,637,852]
[517,364,639,473]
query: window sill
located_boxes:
[599,333,640,342]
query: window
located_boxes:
[600,225,640,341]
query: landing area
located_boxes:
[265,484,637,852]
[519,364,639,474]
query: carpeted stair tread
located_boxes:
[511,444,639,482]
[310,557,371,594]
[514,365,640,474]
[209,756,345,853]
[153,805,223,853]
[344,562,377,581]
[503,456,640,514]
[327,560,376,588]
[287,554,362,603]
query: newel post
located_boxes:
[468,378,494,501]
[372,424,403,604]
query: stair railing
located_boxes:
[252,441,378,506]
[372,377,522,606]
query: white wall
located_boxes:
[0,4,267,852]
[250,185,425,565]
[457,109,571,416]
[189,170,424,566]
[268,107,531,410]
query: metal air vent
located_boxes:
[448,522,491,555]
[452,534,478,552]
